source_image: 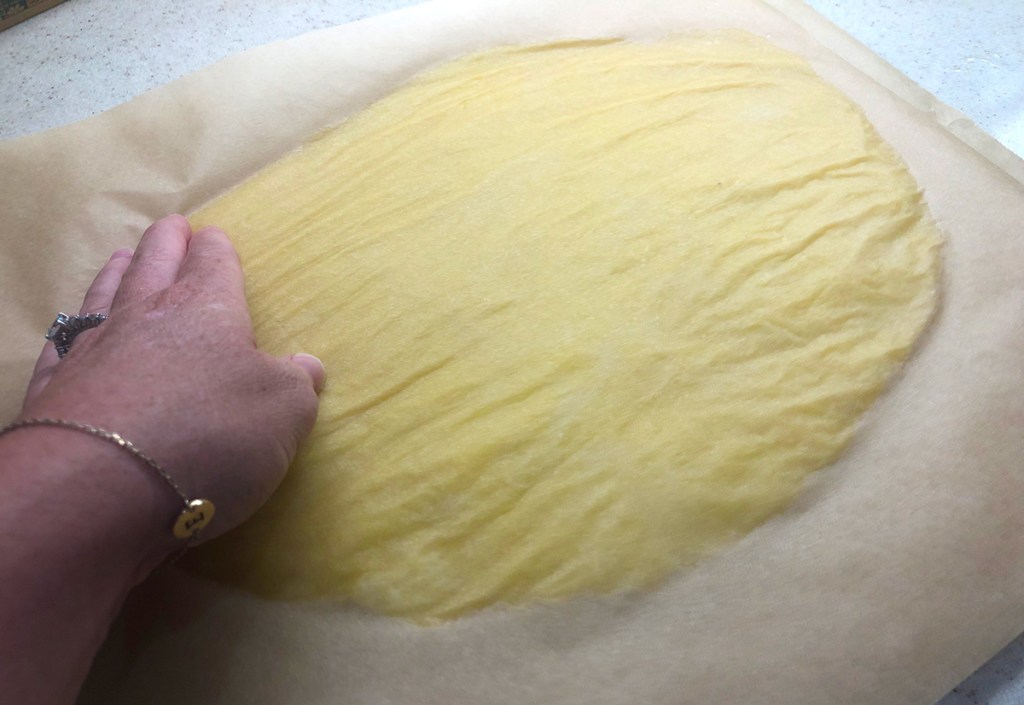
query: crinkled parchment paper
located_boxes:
[0,1,1022,704]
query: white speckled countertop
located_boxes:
[1,1,1022,703]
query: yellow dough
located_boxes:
[187,33,941,622]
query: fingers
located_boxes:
[279,353,326,450]
[23,247,132,405]
[285,353,326,394]
[22,340,59,409]
[112,215,192,309]
[80,248,133,315]
[176,226,247,307]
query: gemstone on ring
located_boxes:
[45,312,108,359]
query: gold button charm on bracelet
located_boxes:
[173,499,216,540]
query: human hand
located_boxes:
[19,214,324,551]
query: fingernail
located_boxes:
[292,353,326,394]
[112,248,134,259]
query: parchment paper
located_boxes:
[1,1,1022,704]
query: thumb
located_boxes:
[286,353,326,394]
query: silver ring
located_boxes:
[45,312,108,359]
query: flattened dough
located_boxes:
[187,33,941,622]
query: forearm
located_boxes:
[0,427,175,705]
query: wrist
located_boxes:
[0,422,183,704]
[0,422,183,584]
